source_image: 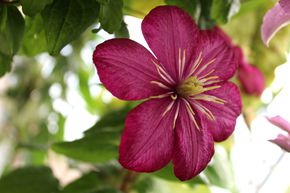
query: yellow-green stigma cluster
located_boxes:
[177,76,204,97]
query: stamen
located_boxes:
[191,94,226,105]
[195,58,216,77]
[178,48,182,78]
[187,51,203,77]
[203,80,221,85]
[149,92,174,99]
[171,94,177,100]
[198,69,215,80]
[162,100,175,116]
[152,60,175,84]
[150,81,171,90]
[182,98,200,130]
[178,48,186,80]
[202,85,221,92]
[193,101,215,121]
[199,76,219,83]
[173,101,180,128]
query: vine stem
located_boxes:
[120,170,139,193]
[256,151,286,193]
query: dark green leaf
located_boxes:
[0,5,25,56]
[42,0,100,55]
[98,0,123,34]
[21,14,47,56]
[21,0,53,16]
[60,172,101,193]
[199,0,215,29]
[84,105,131,136]
[211,0,240,24]
[114,21,129,38]
[0,166,59,193]
[52,134,118,163]
[0,53,12,77]
[95,188,122,193]
[152,163,204,185]
[165,0,198,17]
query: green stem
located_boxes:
[120,170,139,193]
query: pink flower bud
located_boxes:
[234,46,265,96]
[267,116,290,152]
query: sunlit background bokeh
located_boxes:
[0,12,290,193]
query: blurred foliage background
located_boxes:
[0,0,289,193]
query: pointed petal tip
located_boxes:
[261,1,290,46]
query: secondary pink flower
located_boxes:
[214,27,265,96]
[234,46,265,96]
[261,0,290,46]
[267,116,290,152]
[93,6,241,181]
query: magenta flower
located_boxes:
[267,116,290,152]
[93,6,241,180]
[234,46,265,96]
[261,0,290,46]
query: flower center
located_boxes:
[177,76,204,97]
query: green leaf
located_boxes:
[95,188,122,193]
[98,0,123,34]
[60,172,101,193]
[199,0,215,29]
[114,21,129,38]
[42,0,100,55]
[211,0,240,24]
[84,105,131,136]
[203,146,237,192]
[152,163,204,185]
[52,133,119,163]
[123,0,165,18]
[21,14,47,56]
[0,166,59,193]
[165,0,198,17]
[0,53,12,77]
[0,5,25,56]
[21,0,53,16]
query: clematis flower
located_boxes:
[267,116,290,152]
[261,0,290,46]
[93,6,241,180]
[234,46,265,96]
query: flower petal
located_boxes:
[93,39,166,100]
[261,0,290,46]
[172,100,214,181]
[267,116,290,134]
[119,97,177,172]
[269,134,290,152]
[191,82,241,142]
[280,0,290,10]
[238,62,265,96]
[142,6,200,81]
[188,29,238,81]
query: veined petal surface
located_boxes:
[93,39,166,100]
[142,6,200,82]
[185,30,238,81]
[119,98,177,172]
[172,100,214,181]
[192,82,241,142]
